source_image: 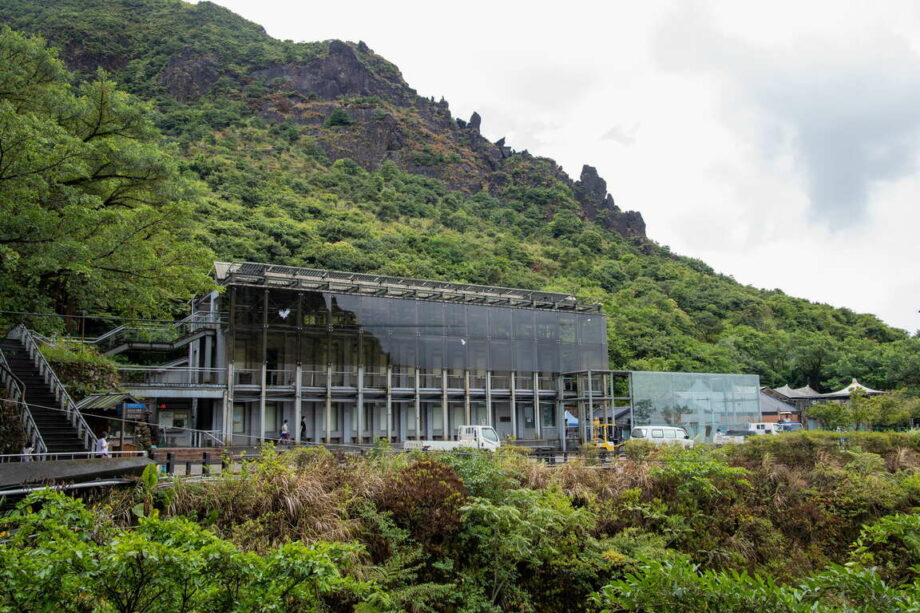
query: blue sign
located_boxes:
[124,403,146,409]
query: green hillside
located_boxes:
[1,0,918,392]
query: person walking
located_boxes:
[96,432,110,458]
[300,418,307,442]
[280,420,290,445]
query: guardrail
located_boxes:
[0,450,146,463]
[10,324,96,451]
[0,348,47,456]
[119,366,226,387]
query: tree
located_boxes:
[0,28,214,329]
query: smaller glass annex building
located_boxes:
[630,371,761,438]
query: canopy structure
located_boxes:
[826,378,886,398]
[769,379,885,401]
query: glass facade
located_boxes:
[229,286,608,377]
[630,371,761,440]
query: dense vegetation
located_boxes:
[1,1,919,394]
[3,436,920,611]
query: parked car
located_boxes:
[629,426,694,447]
[714,429,756,445]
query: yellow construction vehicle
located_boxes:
[591,418,623,453]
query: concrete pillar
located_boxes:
[441,370,449,439]
[464,370,471,425]
[534,371,541,440]
[294,364,302,443]
[259,363,267,443]
[510,371,517,439]
[557,375,566,453]
[485,371,493,427]
[325,365,332,444]
[386,365,393,441]
[414,369,421,441]
[357,365,365,444]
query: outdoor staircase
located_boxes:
[0,339,89,453]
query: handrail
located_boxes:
[9,324,97,452]
[0,348,47,456]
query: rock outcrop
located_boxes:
[573,166,646,237]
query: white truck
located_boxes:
[748,422,782,435]
[402,425,502,452]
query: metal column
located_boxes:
[510,371,517,439]
[441,370,449,439]
[414,368,421,441]
[294,365,302,444]
[357,365,365,444]
[464,370,471,425]
[325,365,332,444]
[386,365,393,441]
[534,371,541,440]
[485,371,493,426]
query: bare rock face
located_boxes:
[159,47,221,103]
[253,40,416,105]
[574,165,646,237]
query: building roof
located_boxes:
[772,384,821,399]
[76,392,145,411]
[769,379,885,400]
[213,261,603,312]
[826,378,886,397]
[759,390,797,414]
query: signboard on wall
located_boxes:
[120,402,147,420]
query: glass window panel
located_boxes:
[513,309,535,340]
[467,307,489,338]
[489,308,512,339]
[559,315,576,343]
[535,311,559,341]
[514,341,535,372]
[489,341,512,371]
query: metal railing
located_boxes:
[119,366,226,387]
[0,347,47,456]
[0,450,146,463]
[54,311,224,353]
[10,324,96,451]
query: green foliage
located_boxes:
[0,28,214,328]
[39,341,120,400]
[324,107,354,127]
[0,491,374,612]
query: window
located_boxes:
[541,403,556,428]
[652,429,664,438]
[664,429,676,438]
[482,428,499,443]
[232,405,246,434]
[631,428,646,438]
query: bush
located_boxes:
[39,341,120,401]
[377,458,467,552]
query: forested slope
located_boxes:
[1,0,918,392]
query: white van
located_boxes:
[630,426,694,448]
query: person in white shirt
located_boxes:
[96,432,110,458]
[280,420,290,445]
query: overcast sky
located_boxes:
[206,0,920,333]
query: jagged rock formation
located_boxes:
[574,166,646,237]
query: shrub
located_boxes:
[324,107,354,127]
[377,458,467,552]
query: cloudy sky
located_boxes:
[209,0,920,333]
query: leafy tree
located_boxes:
[0,28,214,328]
